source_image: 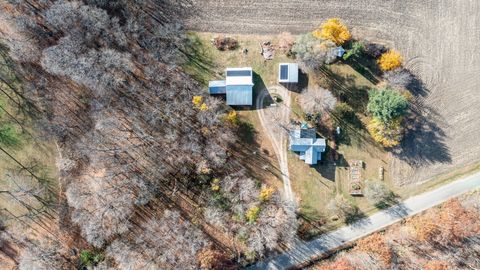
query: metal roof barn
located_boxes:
[278,63,299,83]
[209,67,253,106]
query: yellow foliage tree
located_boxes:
[226,110,239,125]
[313,18,351,45]
[245,206,261,223]
[211,178,220,192]
[200,103,209,111]
[378,50,403,71]
[192,95,203,107]
[367,117,403,147]
[259,186,275,202]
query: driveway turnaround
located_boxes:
[248,170,480,270]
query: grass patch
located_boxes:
[0,45,58,223]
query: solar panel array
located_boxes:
[280,64,289,80]
[226,70,252,77]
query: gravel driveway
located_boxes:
[185,0,480,185]
[256,86,293,201]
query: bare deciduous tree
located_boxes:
[18,238,73,270]
[107,210,209,270]
[299,86,337,115]
[383,68,414,90]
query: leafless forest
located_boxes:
[185,0,480,185]
[0,0,296,269]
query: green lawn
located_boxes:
[182,32,480,239]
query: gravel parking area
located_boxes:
[185,0,480,185]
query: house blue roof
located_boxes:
[289,128,326,165]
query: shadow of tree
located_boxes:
[183,34,217,86]
[236,121,257,145]
[318,66,369,113]
[405,71,429,98]
[344,56,381,85]
[345,208,368,226]
[394,102,452,167]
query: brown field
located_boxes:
[184,0,480,186]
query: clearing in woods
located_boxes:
[184,0,480,187]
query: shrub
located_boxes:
[378,50,403,71]
[212,36,238,51]
[367,89,408,124]
[327,195,358,222]
[0,124,22,147]
[342,41,364,60]
[367,117,403,147]
[277,32,295,55]
[313,18,351,45]
[364,180,394,206]
[80,250,104,266]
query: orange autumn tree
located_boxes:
[313,18,351,45]
[409,198,480,244]
[378,50,403,71]
[424,260,451,270]
[315,257,355,270]
[197,246,233,270]
[353,233,392,265]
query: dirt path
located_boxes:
[256,85,293,201]
[185,0,480,186]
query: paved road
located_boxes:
[248,170,480,270]
[256,86,293,201]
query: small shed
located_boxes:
[278,63,299,83]
[208,80,226,94]
[334,46,346,57]
[289,126,326,165]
